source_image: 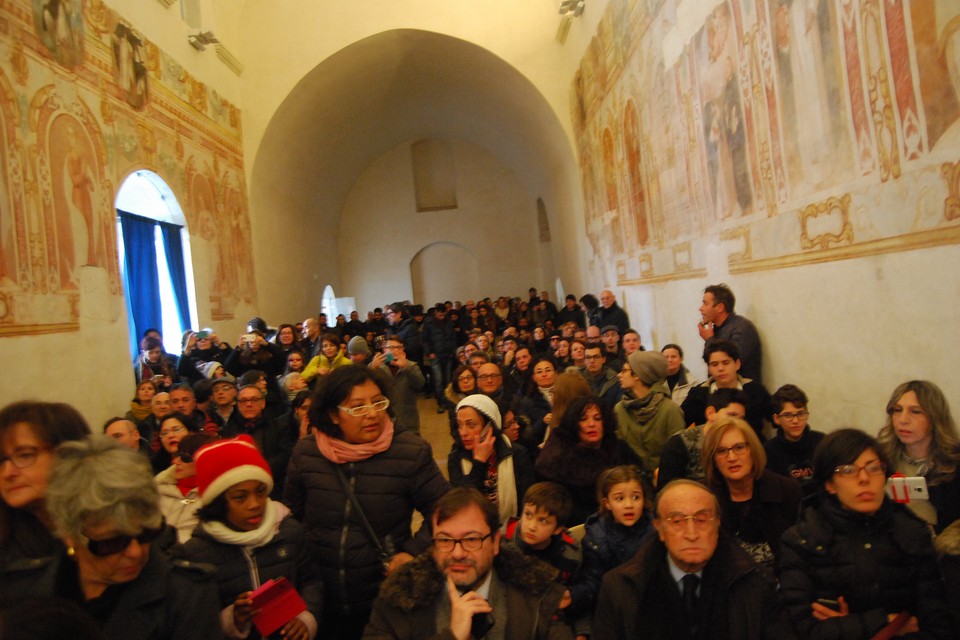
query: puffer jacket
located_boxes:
[174,506,323,639]
[282,430,450,618]
[362,545,573,639]
[155,466,201,543]
[571,510,654,615]
[779,495,953,639]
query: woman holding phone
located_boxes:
[448,394,533,523]
[878,380,960,533]
[779,428,953,639]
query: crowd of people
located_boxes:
[1,283,959,639]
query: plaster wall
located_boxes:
[339,140,544,311]
[637,244,960,432]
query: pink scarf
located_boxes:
[315,418,395,463]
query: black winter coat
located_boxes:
[680,378,773,440]
[712,469,802,567]
[594,530,796,640]
[779,495,953,639]
[571,510,655,616]
[174,512,323,638]
[282,430,450,618]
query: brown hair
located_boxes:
[701,417,766,486]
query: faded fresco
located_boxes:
[573,0,960,284]
[0,0,252,335]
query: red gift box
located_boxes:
[248,577,307,637]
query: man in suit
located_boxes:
[593,480,795,640]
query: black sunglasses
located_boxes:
[175,450,195,463]
[85,522,165,557]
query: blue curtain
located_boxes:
[119,211,161,353]
[160,222,190,331]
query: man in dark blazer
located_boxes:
[593,480,796,640]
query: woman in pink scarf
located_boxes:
[282,365,449,640]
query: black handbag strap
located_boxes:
[334,465,387,560]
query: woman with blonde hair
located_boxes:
[702,416,801,568]
[878,379,960,532]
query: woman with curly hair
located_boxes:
[535,394,642,525]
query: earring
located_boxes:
[67,546,75,557]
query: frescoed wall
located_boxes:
[573,0,960,284]
[0,0,252,337]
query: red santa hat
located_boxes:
[194,435,273,505]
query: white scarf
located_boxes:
[460,435,518,522]
[200,499,286,549]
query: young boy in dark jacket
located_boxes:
[764,384,825,496]
[502,482,583,624]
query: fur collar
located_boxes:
[935,518,960,555]
[376,545,558,612]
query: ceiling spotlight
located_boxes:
[187,30,219,51]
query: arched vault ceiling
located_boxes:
[250,29,577,238]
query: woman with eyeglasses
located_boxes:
[779,428,953,639]
[878,380,960,533]
[283,365,449,639]
[175,436,323,640]
[43,436,221,639]
[151,412,199,474]
[442,364,477,439]
[156,432,217,543]
[0,401,90,602]
[515,354,560,452]
[701,417,801,570]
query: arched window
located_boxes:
[321,285,337,328]
[115,171,197,359]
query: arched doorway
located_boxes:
[410,242,478,304]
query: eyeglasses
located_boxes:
[433,533,492,552]
[84,522,165,556]
[661,511,717,531]
[584,354,604,360]
[175,450,195,463]
[338,398,390,417]
[834,461,886,477]
[159,426,188,438]
[477,374,501,381]
[237,397,265,405]
[457,375,476,382]
[0,446,50,469]
[384,345,402,351]
[715,442,749,458]
[778,411,809,421]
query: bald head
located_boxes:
[600,289,616,309]
[653,481,721,573]
[104,419,141,451]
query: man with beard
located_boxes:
[363,487,572,640]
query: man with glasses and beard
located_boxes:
[363,487,572,639]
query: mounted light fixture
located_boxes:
[187,30,219,51]
[557,0,585,44]
[559,0,585,17]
